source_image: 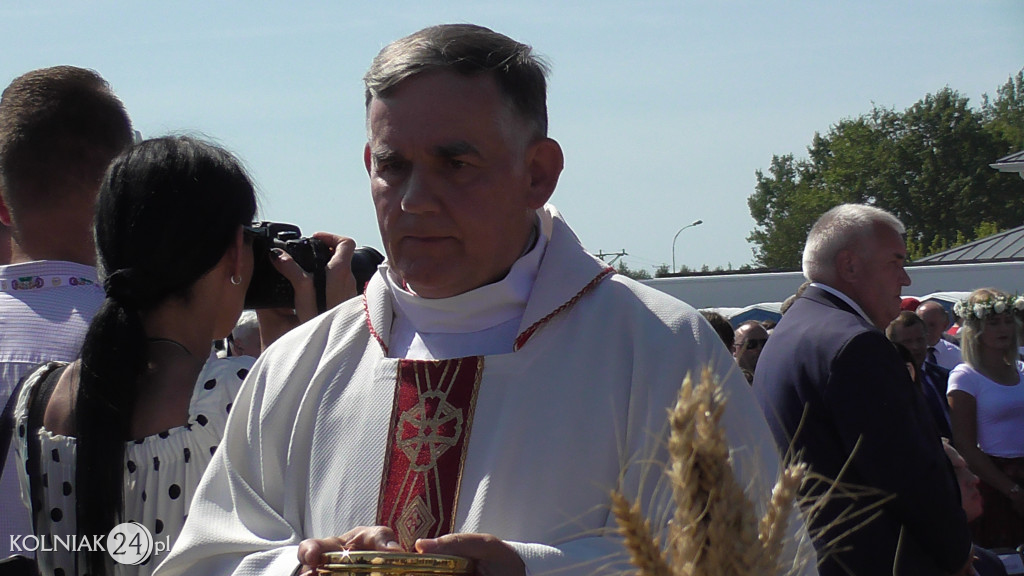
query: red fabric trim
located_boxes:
[513,266,615,351]
[376,357,484,549]
[363,293,388,356]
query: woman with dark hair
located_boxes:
[10,136,354,575]
[948,287,1024,549]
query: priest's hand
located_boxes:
[416,533,525,576]
[297,526,403,574]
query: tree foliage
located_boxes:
[748,70,1024,268]
[616,261,653,280]
[982,70,1024,150]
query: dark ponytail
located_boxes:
[75,136,256,574]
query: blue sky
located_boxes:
[2,1,1021,273]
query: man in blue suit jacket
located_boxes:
[887,310,953,439]
[921,360,952,406]
[754,204,973,576]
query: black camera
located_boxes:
[244,221,384,311]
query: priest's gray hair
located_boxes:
[802,204,905,284]
[363,23,550,140]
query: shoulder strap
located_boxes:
[0,377,28,482]
[23,363,65,532]
[0,363,63,482]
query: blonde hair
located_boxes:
[959,287,1020,367]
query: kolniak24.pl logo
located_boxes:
[10,522,170,565]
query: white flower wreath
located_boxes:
[953,294,1023,322]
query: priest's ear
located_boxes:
[524,137,563,209]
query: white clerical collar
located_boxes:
[810,282,874,326]
[384,226,548,335]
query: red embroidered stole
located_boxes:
[377,357,484,549]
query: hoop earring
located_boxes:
[230,274,242,286]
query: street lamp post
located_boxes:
[672,219,704,273]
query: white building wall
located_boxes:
[641,261,1024,310]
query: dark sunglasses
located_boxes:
[745,338,768,350]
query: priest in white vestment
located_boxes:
[156,24,816,576]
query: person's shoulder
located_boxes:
[778,290,849,332]
[255,295,371,379]
[947,363,979,392]
[807,326,899,385]
[949,362,972,375]
[226,297,374,422]
[12,360,69,422]
[187,355,256,420]
[938,338,962,352]
[593,274,735,362]
[836,326,894,358]
[600,273,700,324]
[269,295,367,348]
[201,354,255,381]
[0,260,104,320]
[775,295,875,351]
[0,259,98,279]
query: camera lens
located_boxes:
[352,247,385,294]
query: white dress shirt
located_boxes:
[0,260,104,557]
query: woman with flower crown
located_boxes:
[947,287,1024,549]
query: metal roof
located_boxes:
[990,149,1024,176]
[915,223,1024,263]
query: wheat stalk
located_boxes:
[759,462,807,569]
[612,367,809,576]
[611,490,673,576]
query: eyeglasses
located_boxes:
[745,338,768,350]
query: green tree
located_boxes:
[748,73,1024,267]
[746,154,842,269]
[983,70,1024,151]
[887,88,1023,250]
[616,261,652,280]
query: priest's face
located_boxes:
[365,70,560,299]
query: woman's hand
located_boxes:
[280,232,357,322]
[256,233,358,349]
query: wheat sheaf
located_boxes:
[612,367,808,576]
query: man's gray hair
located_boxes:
[363,24,550,139]
[802,204,905,283]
